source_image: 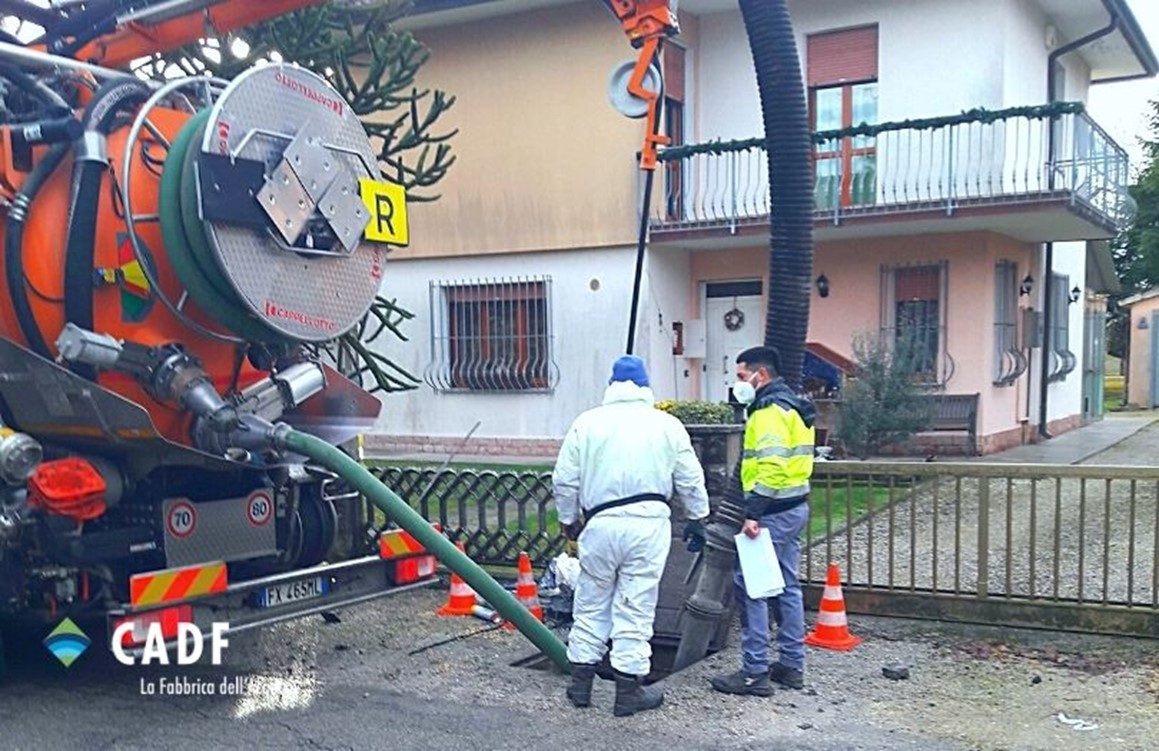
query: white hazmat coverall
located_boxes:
[553,381,710,676]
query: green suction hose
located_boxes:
[281,428,571,672]
[159,110,288,342]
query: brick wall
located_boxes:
[978,424,1027,455]
[364,434,562,459]
[1045,414,1084,436]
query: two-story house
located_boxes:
[366,0,1157,458]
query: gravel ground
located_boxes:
[801,425,1159,607]
[2,586,1157,750]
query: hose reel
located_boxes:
[124,63,400,345]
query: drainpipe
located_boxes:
[1039,6,1119,438]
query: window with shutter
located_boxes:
[881,262,952,386]
[426,278,559,392]
[808,25,879,210]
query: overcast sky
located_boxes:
[1088,0,1159,176]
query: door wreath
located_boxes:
[724,307,745,331]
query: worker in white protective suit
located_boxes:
[553,355,710,717]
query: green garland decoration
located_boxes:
[658,101,1086,162]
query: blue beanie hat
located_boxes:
[609,355,649,387]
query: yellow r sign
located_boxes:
[359,178,409,246]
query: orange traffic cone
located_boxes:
[804,563,862,651]
[504,551,544,629]
[436,541,478,617]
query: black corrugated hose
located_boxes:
[739,0,814,389]
[5,142,71,357]
[676,0,814,669]
[64,79,152,378]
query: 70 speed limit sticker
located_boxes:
[247,491,274,527]
[166,500,197,539]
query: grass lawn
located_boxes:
[504,507,560,537]
[808,480,900,541]
[1104,374,1125,413]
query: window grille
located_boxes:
[993,261,1027,386]
[1047,272,1076,383]
[425,276,559,392]
[880,261,954,387]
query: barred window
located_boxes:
[880,261,953,387]
[425,277,559,392]
[1047,272,1076,383]
[993,261,1027,386]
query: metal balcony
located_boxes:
[649,105,1132,246]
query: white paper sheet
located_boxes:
[734,528,785,599]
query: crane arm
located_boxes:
[61,0,326,69]
[31,0,677,168]
[600,0,680,170]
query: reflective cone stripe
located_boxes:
[816,609,849,627]
[804,563,862,652]
[130,561,228,608]
[504,551,543,628]
[436,541,478,617]
[379,523,442,559]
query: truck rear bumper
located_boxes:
[108,554,434,652]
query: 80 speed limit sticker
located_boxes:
[166,500,197,539]
[247,491,274,527]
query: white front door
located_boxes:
[704,285,764,402]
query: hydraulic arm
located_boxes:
[24,0,325,67]
[600,0,680,170]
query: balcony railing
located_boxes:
[652,103,1131,234]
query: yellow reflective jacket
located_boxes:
[740,379,816,519]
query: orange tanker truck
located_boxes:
[0,0,465,673]
[0,0,703,676]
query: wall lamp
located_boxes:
[816,274,830,298]
[1019,274,1034,296]
[1068,285,1082,304]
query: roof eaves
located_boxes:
[1119,287,1159,307]
[1094,0,1159,84]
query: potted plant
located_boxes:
[656,400,744,508]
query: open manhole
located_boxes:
[512,640,713,685]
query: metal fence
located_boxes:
[372,466,566,567]
[652,110,1130,232]
[806,461,1158,636]
[371,461,1159,637]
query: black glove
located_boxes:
[682,520,706,553]
[563,520,584,541]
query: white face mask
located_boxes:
[732,375,758,405]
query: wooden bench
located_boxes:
[920,392,980,456]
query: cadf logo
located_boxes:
[44,617,91,668]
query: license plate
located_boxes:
[257,576,329,608]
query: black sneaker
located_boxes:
[769,663,805,690]
[710,669,774,697]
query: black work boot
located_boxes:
[769,662,805,690]
[567,662,598,708]
[612,671,664,717]
[710,669,774,697]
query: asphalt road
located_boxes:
[0,589,964,751]
[2,588,1156,750]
